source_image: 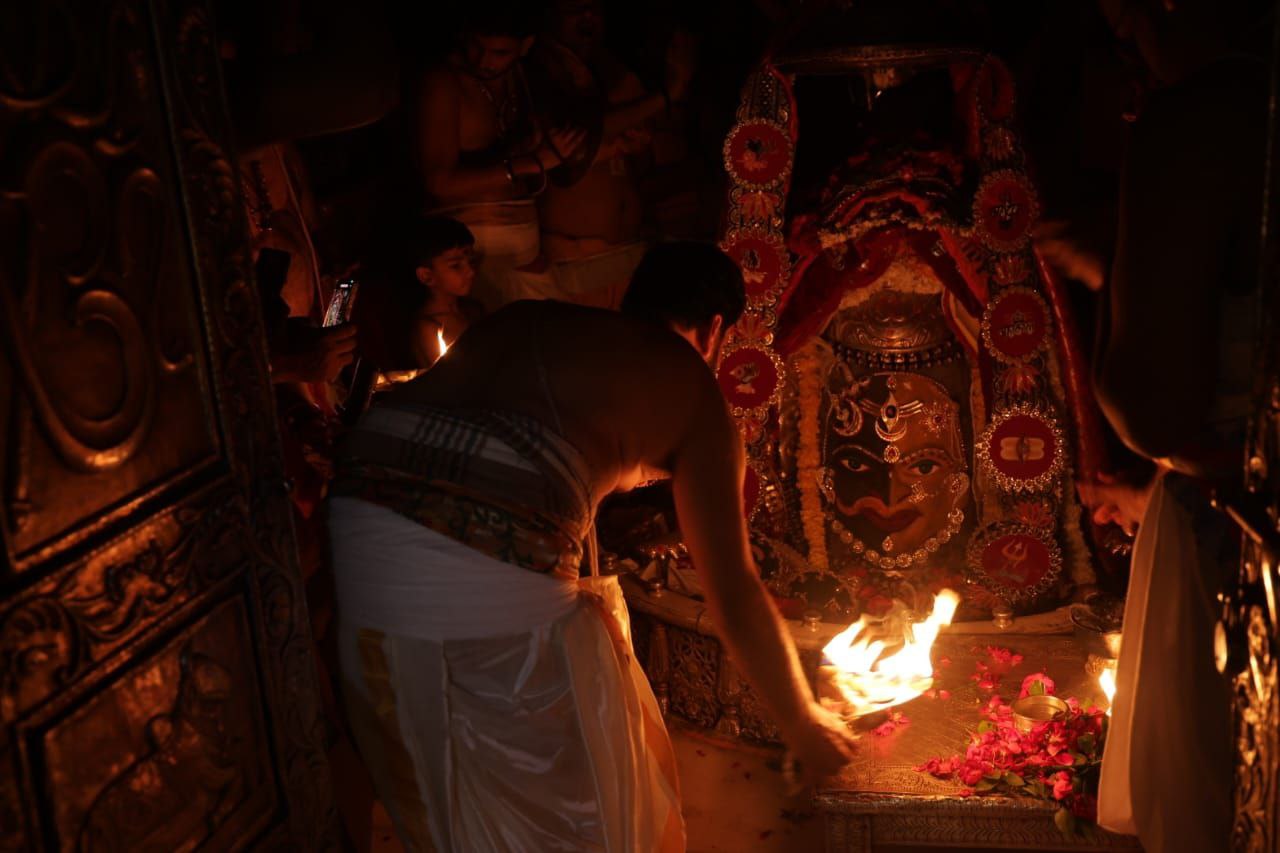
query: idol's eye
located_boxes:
[838,458,871,475]
[911,459,940,476]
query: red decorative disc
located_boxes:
[983,287,1050,364]
[981,409,1062,492]
[974,171,1038,252]
[717,344,782,413]
[724,121,793,187]
[967,522,1062,601]
[723,231,786,301]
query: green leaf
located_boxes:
[1054,807,1078,838]
[1029,680,1046,696]
[977,721,996,734]
[975,779,997,793]
[1071,752,1087,766]
[1077,733,1096,754]
[1004,772,1026,787]
[1028,780,1048,799]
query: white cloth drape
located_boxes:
[1097,474,1233,852]
[330,497,683,853]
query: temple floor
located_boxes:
[672,723,824,851]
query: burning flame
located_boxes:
[822,589,960,717]
[1098,664,1117,715]
[436,328,449,358]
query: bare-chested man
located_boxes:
[329,243,856,851]
[417,2,586,311]
[529,0,695,309]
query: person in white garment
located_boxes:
[416,1,586,311]
[1056,2,1270,850]
[328,242,858,852]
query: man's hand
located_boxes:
[781,703,858,786]
[536,125,589,169]
[272,322,358,384]
[664,30,696,103]
[315,324,359,380]
[1077,470,1155,537]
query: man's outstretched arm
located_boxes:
[669,381,856,780]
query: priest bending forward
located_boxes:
[328,242,856,852]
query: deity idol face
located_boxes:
[821,369,969,561]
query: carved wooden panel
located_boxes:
[34,592,274,851]
[0,0,222,572]
[0,0,338,850]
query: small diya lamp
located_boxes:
[1011,694,1070,732]
[1097,661,1118,715]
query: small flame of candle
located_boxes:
[436,328,448,358]
[1098,665,1117,716]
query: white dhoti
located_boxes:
[329,497,684,853]
[1097,474,1233,852]
[548,241,648,310]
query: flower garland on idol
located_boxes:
[793,340,831,573]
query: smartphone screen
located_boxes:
[323,279,359,327]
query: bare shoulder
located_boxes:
[483,301,715,405]
[533,301,727,451]
[418,66,461,110]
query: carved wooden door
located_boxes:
[1226,14,1280,853]
[0,1,338,850]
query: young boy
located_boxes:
[409,216,485,367]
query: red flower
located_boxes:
[915,683,1108,835]
[1050,771,1074,800]
[986,646,1025,672]
[1019,673,1056,698]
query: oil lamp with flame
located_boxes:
[1098,664,1117,715]
[820,589,961,719]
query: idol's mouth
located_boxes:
[841,497,922,533]
[861,508,922,533]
